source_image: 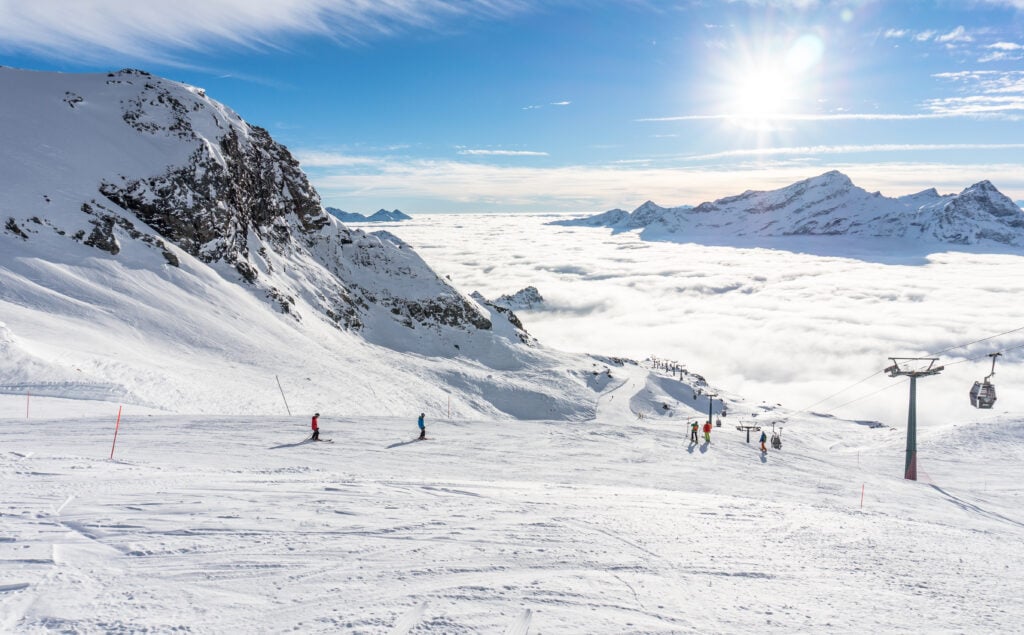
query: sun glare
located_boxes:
[728,68,795,118]
[716,33,824,129]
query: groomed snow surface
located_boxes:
[3,360,1022,634]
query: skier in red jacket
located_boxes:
[703,420,712,443]
[311,412,320,441]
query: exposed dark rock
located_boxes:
[5,218,28,240]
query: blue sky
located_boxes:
[2,0,1023,213]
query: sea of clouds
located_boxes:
[379,213,1024,429]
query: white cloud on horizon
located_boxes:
[688,142,1024,161]
[457,148,550,156]
[0,0,536,63]
[296,149,1024,212]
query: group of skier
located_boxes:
[689,420,714,444]
[310,410,774,453]
[309,411,426,442]
[688,419,774,454]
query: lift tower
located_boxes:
[885,358,944,481]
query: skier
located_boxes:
[690,420,699,444]
[311,412,320,441]
[703,420,712,443]
[759,429,768,453]
[417,412,426,440]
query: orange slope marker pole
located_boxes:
[110,405,123,460]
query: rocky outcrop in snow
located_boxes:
[552,170,1024,247]
[0,67,492,340]
[491,286,545,310]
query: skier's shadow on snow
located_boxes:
[386,439,421,449]
[269,439,314,450]
[699,441,709,454]
[760,452,768,464]
[687,441,697,454]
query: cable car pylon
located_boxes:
[884,357,944,481]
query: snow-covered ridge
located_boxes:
[552,170,1024,247]
[326,207,412,222]
[0,67,495,337]
[0,67,604,416]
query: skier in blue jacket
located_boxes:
[417,413,426,440]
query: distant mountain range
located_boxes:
[326,207,412,223]
[552,170,1024,248]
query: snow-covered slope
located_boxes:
[552,170,1024,247]
[2,360,1021,633]
[0,67,595,417]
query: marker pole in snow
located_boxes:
[885,358,943,481]
[110,405,123,460]
[275,375,292,416]
[26,390,30,419]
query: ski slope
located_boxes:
[2,361,1022,633]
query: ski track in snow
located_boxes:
[1,365,1023,633]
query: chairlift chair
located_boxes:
[969,353,1001,409]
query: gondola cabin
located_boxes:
[969,380,996,409]
[969,352,1001,409]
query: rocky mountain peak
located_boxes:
[0,67,500,347]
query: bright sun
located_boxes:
[728,67,796,118]
[717,34,824,126]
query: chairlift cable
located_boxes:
[820,378,908,415]
[794,369,885,414]
[794,325,1023,416]
[941,341,1024,368]
[927,325,1024,357]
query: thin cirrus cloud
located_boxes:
[521,101,571,110]
[457,149,549,156]
[687,142,1024,161]
[637,70,1024,122]
[637,113,956,122]
[0,0,536,62]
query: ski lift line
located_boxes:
[927,325,1024,357]
[940,341,1024,368]
[793,369,886,414]
[821,377,909,415]
[794,326,1023,416]
[805,342,1021,418]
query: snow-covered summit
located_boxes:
[552,170,1024,247]
[492,286,545,310]
[0,67,601,416]
[326,207,412,222]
